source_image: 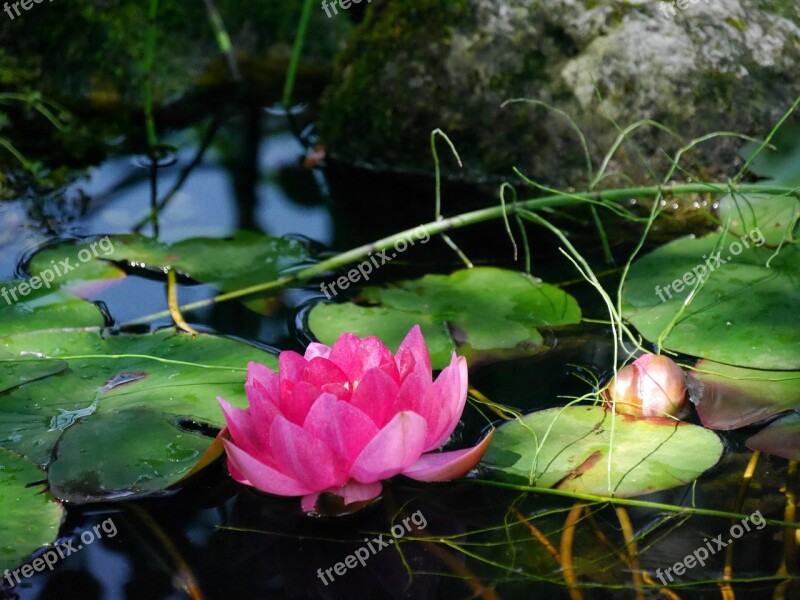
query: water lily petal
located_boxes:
[270,415,344,489]
[304,342,331,361]
[349,367,401,427]
[331,479,383,505]
[326,332,362,373]
[403,429,494,482]
[300,480,383,512]
[245,362,283,431]
[218,397,266,456]
[398,360,434,419]
[395,324,431,380]
[281,381,323,425]
[351,411,427,482]
[329,333,399,384]
[223,439,314,496]
[303,394,379,466]
[424,353,469,451]
[300,493,319,513]
[276,351,307,416]
[302,357,350,390]
[279,350,307,383]
[246,361,279,404]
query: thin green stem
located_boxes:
[123,182,799,325]
[202,0,241,81]
[734,94,800,184]
[282,0,314,107]
[143,0,160,150]
[0,137,35,171]
[473,479,800,529]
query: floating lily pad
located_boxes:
[688,360,800,430]
[622,232,800,370]
[28,232,312,312]
[0,356,68,393]
[0,282,278,502]
[0,449,64,574]
[746,413,800,461]
[740,125,800,187]
[308,267,581,370]
[717,192,799,247]
[482,406,723,497]
[0,280,105,333]
[0,328,277,502]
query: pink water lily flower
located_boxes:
[218,325,494,512]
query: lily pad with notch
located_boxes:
[0,284,278,503]
[28,232,313,314]
[308,267,581,370]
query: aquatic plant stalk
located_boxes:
[143,0,160,236]
[615,507,644,600]
[202,0,241,81]
[167,268,199,336]
[510,506,562,565]
[143,0,160,151]
[721,450,760,597]
[282,0,314,107]
[124,182,799,326]
[132,115,223,233]
[785,460,798,574]
[475,479,800,530]
[560,501,586,600]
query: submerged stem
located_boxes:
[474,479,800,529]
[615,507,644,600]
[560,501,586,600]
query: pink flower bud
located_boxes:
[604,354,687,418]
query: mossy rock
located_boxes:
[319,0,800,187]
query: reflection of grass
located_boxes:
[0,92,71,174]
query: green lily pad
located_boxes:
[28,232,312,312]
[0,449,64,574]
[717,192,799,247]
[0,279,277,503]
[688,360,800,430]
[482,406,723,497]
[0,328,277,503]
[0,357,68,393]
[0,280,105,333]
[740,125,800,187]
[308,267,581,370]
[622,232,800,370]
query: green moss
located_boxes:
[319,0,470,168]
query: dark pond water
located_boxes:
[0,106,792,600]
[1,2,798,593]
